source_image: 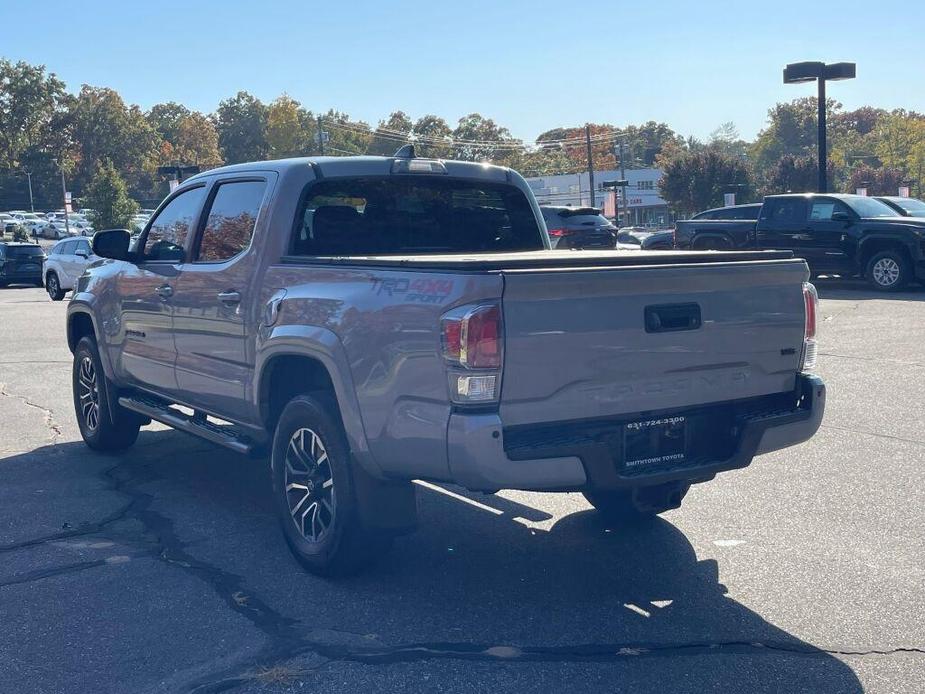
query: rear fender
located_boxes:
[255,325,381,477]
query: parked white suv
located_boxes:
[44,237,96,300]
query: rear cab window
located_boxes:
[291,177,544,256]
[193,179,266,262]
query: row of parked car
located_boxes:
[1,208,156,240]
[541,193,925,291]
[673,194,925,291]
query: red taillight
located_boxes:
[547,227,570,237]
[441,303,502,369]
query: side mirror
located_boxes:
[92,229,133,261]
[831,211,852,223]
[75,250,88,259]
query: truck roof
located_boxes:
[185,155,514,184]
[764,192,867,201]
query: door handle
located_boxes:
[154,284,173,299]
[217,290,241,305]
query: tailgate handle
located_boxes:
[645,303,701,333]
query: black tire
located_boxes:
[583,484,689,524]
[866,250,911,292]
[692,237,730,251]
[271,394,392,576]
[72,336,141,451]
[46,272,66,301]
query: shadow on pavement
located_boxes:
[814,276,925,301]
[0,432,863,693]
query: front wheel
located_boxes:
[866,250,911,292]
[72,337,141,451]
[270,395,392,576]
[46,272,66,301]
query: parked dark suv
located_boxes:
[0,242,46,288]
[540,206,617,249]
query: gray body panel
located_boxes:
[67,155,824,492]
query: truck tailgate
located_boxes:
[499,258,808,426]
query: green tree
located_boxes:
[70,86,160,198]
[0,59,67,170]
[452,113,516,161]
[146,102,191,146]
[83,161,139,229]
[708,122,749,161]
[215,91,269,163]
[368,111,413,155]
[750,98,840,187]
[412,115,452,158]
[658,150,751,216]
[173,112,223,169]
[768,155,835,193]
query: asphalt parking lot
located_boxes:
[1,279,923,693]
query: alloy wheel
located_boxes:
[47,275,58,297]
[284,427,336,543]
[872,257,900,287]
[77,356,100,432]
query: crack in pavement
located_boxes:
[819,423,925,448]
[5,423,923,691]
[186,638,925,693]
[0,382,63,444]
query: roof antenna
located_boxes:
[394,144,415,158]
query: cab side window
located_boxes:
[809,199,851,222]
[142,186,207,262]
[194,180,266,262]
[763,198,808,224]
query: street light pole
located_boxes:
[24,172,34,212]
[53,159,70,236]
[816,77,826,193]
[783,61,856,194]
[585,124,595,208]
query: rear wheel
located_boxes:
[866,250,911,292]
[583,483,689,523]
[270,395,393,576]
[72,337,141,451]
[46,272,66,301]
[692,237,731,251]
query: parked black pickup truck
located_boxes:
[674,194,925,291]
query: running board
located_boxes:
[118,394,255,455]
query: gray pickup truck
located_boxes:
[67,152,825,575]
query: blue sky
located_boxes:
[2,0,923,142]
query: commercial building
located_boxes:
[524,168,673,228]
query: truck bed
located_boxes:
[279,248,792,271]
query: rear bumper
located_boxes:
[446,374,825,492]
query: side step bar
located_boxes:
[119,394,255,455]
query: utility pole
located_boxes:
[317,115,326,156]
[585,124,595,207]
[618,138,628,225]
[54,159,70,236]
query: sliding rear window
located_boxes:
[291,177,543,256]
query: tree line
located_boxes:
[2,58,924,218]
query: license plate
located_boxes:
[623,416,687,470]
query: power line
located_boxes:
[320,117,626,150]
